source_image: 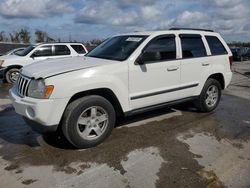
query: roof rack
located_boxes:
[38,42,83,44]
[169,28,214,32]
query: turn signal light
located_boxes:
[44,85,54,99]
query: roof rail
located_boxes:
[169,28,214,32]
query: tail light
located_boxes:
[229,56,233,71]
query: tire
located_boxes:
[194,78,221,112]
[5,68,20,83]
[61,95,116,149]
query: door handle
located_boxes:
[167,66,179,71]
[202,62,210,66]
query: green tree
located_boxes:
[35,30,47,43]
[9,31,20,43]
[0,31,8,42]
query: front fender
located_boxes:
[46,65,130,112]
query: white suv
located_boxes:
[0,43,88,83]
[10,28,233,148]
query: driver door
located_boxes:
[129,35,181,109]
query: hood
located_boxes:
[0,54,20,60]
[0,55,26,66]
[21,56,117,79]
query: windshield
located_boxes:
[86,35,148,61]
[16,45,35,56]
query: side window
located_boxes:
[33,46,52,57]
[142,36,176,62]
[71,45,86,54]
[205,36,227,55]
[180,35,207,58]
[54,45,71,56]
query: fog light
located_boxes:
[26,107,35,118]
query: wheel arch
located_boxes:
[207,73,225,89]
[4,65,23,74]
[67,88,125,118]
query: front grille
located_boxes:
[16,74,31,97]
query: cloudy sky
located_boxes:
[0,0,250,42]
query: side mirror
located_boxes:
[30,54,35,59]
[30,51,40,59]
[135,52,145,65]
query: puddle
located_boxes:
[0,147,164,188]
[178,132,250,188]
[121,147,165,187]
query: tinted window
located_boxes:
[33,46,53,57]
[181,35,207,58]
[54,45,71,55]
[142,36,176,62]
[86,35,148,61]
[206,36,227,55]
[71,45,86,54]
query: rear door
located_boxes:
[178,34,211,98]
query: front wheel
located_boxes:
[61,95,116,149]
[194,79,221,112]
[5,68,20,83]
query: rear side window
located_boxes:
[205,36,227,55]
[180,34,207,58]
[54,45,71,56]
[71,45,86,54]
[142,36,176,62]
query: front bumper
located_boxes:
[23,117,58,133]
[9,87,69,132]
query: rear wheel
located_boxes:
[5,68,20,83]
[195,78,221,112]
[61,95,116,149]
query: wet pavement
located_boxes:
[0,62,250,188]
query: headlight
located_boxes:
[0,60,4,66]
[27,79,54,99]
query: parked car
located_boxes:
[0,43,88,83]
[10,28,233,148]
[3,47,25,56]
[231,47,250,61]
[1,47,26,56]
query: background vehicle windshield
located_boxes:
[86,35,148,61]
[3,49,15,55]
[16,45,35,56]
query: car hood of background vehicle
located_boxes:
[21,56,117,79]
[0,54,20,60]
[0,55,27,65]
